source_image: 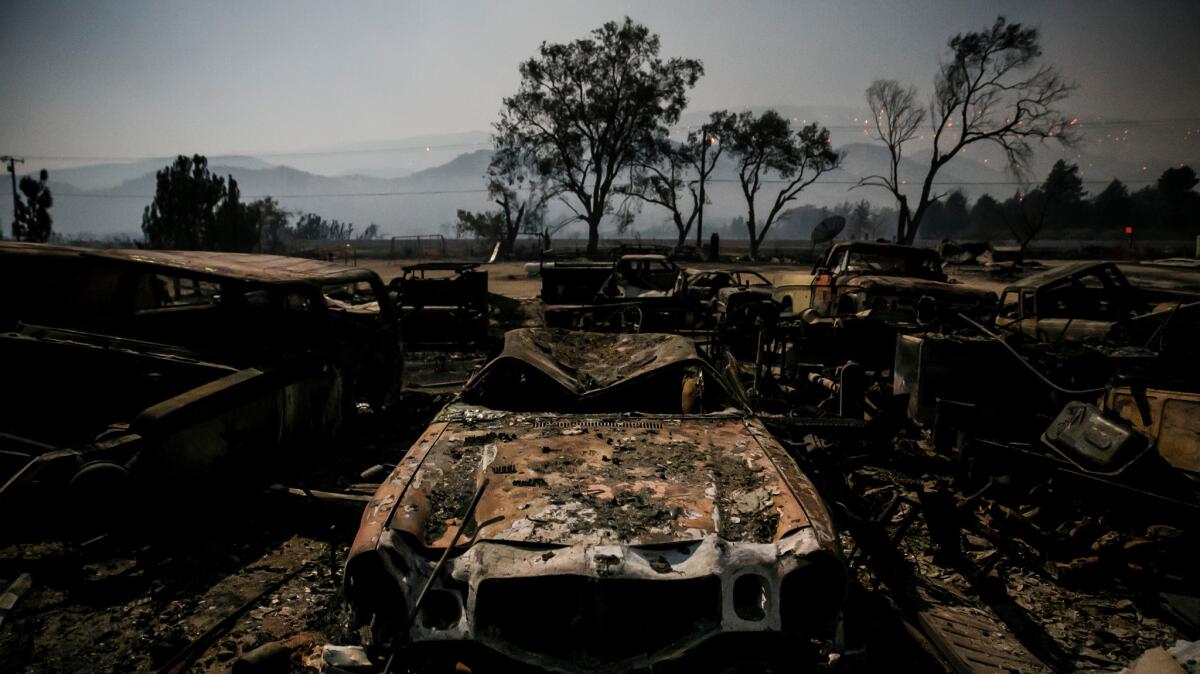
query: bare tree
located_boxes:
[856,80,924,240]
[622,140,697,250]
[867,17,1077,243]
[687,111,732,248]
[486,135,556,258]
[722,110,841,260]
[622,112,730,251]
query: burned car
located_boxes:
[773,241,995,326]
[0,242,403,519]
[389,262,489,348]
[540,254,682,305]
[685,269,779,355]
[344,329,844,672]
[541,255,707,332]
[0,242,402,410]
[995,261,1200,344]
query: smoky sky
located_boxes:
[1,0,1197,163]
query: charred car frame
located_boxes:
[343,329,846,672]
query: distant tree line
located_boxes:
[141,154,382,253]
[907,162,1199,249]
[693,161,1198,254]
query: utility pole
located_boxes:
[696,129,717,249]
[1,155,25,239]
[696,148,706,249]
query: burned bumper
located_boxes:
[348,528,844,672]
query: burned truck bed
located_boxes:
[0,242,403,524]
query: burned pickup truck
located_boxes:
[773,241,995,326]
[343,329,845,672]
[0,242,403,520]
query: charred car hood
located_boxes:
[386,407,820,550]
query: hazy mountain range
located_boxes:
[28,117,1196,240]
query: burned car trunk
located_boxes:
[344,329,845,672]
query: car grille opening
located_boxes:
[475,575,719,662]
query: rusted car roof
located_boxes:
[0,241,91,257]
[0,241,375,286]
[91,249,376,285]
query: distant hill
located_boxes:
[45,156,497,238]
[262,130,493,177]
[50,155,276,191]
[36,135,1198,240]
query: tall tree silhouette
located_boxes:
[865,17,1076,243]
[721,110,840,260]
[1004,160,1084,261]
[622,110,733,251]
[496,17,703,256]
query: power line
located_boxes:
[2,155,27,227]
[807,119,1200,132]
[671,117,1200,133]
[53,188,490,199]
